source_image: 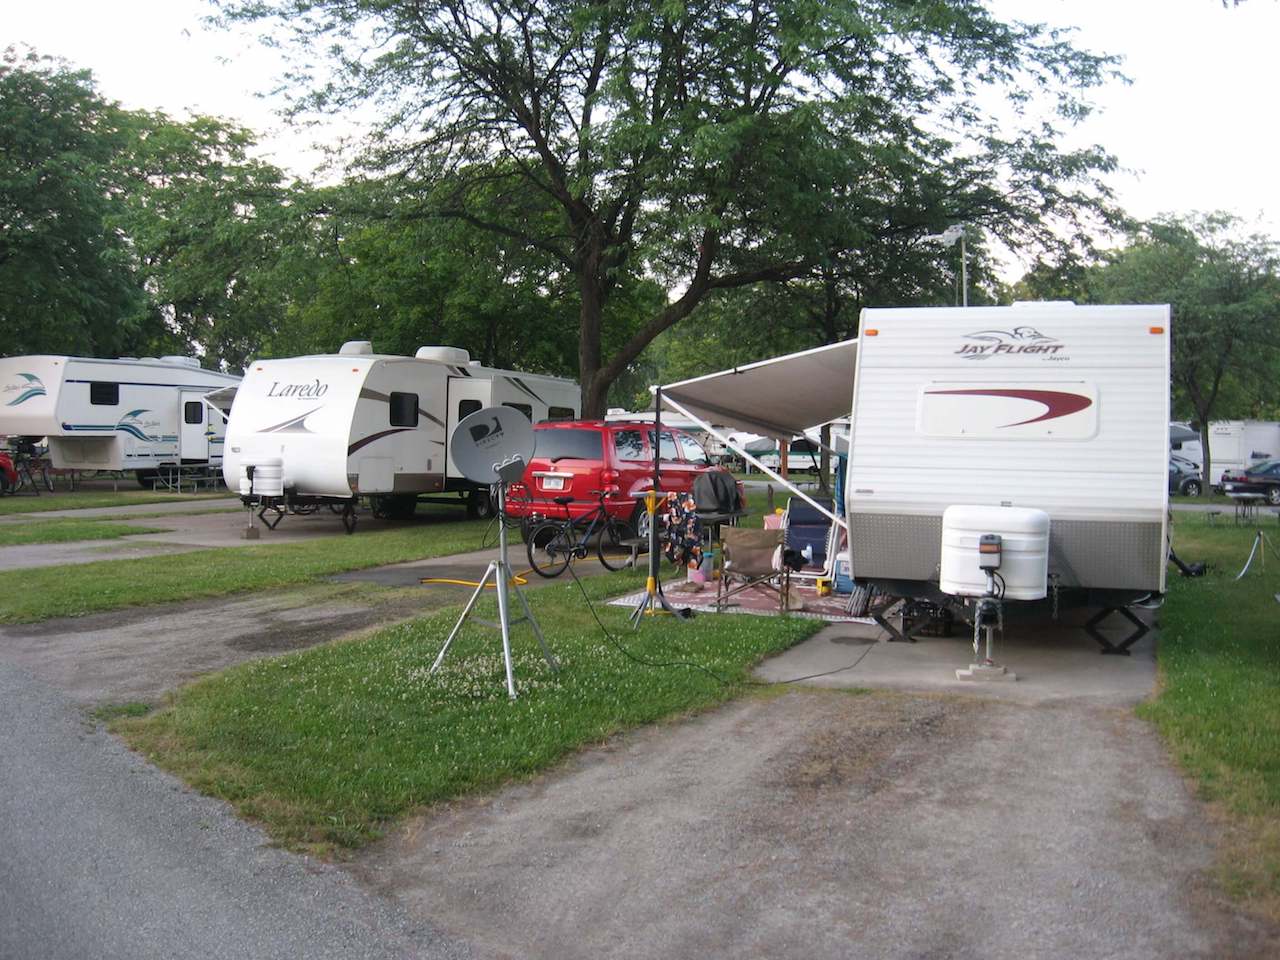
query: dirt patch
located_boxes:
[0,584,444,705]
[354,690,1278,960]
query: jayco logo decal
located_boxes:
[266,379,329,398]
[4,373,47,406]
[955,327,1066,361]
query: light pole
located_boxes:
[925,224,968,307]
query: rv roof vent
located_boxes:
[415,346,471,365]
[159,355,202,368]
[339,340,374,356]
[468,359,483,366]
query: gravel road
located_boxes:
[358,689,1278,960]
[0,662,469,960]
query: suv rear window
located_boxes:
[534,428,604,462]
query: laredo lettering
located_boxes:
[267,379,329,398]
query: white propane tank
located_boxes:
[240,458,284,498]
[939,505,1050,600]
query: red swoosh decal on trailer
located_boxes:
[925,388,1093,427]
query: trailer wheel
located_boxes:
[134,470,157,489]
[466,488,495,520]
[371,494,417,521]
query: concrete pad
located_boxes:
[754,610,1157,706]
[0,538,206,572]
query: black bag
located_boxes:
[693,469,742,515]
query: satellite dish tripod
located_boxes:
[428,456,559,700]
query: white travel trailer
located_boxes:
[657,301,1171,654]
[1203,420,1280,484]
[0,355,239,483]
[844,303,1169,620]
[222,342,579,528]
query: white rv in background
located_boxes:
[0,355,239,484]
[1204,421,1280,484]
[222,342,579,527]
[845,302,1170,607]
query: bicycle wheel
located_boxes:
[596,518,634,572]
[526,520,573,578]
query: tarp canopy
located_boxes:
[658,339,858,440]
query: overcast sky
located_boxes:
[8,0,1280,250]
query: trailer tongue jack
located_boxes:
[956,533,1017,682]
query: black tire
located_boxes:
[630,502,652,543]
[526,520,573,578]
[0,474,11,496]
[1268,485,1280,506]
[596,518,633,572]
[466,487,495,520]
[1180,479,1202,497]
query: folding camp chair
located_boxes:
[716,527,790,612]
[782,497,836,583]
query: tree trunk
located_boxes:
[1198,421,1213,497]
[578,239,607,417]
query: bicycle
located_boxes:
[12,454,54,494]
[524,490,636,578]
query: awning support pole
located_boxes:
[658,394,847,532]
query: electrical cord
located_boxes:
[565,563,882,688]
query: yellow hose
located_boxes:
[420,569,534,587]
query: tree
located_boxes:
[220,0,1121,414]
[0,49,151,357]
[1091,214,1280,493]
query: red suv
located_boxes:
[506,420,741,536]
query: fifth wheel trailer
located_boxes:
[845,302,1170,619]
[221,342,579,528]
[0,355,239,484]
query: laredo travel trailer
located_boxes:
[221,342,579,531]
[0,355,240,485]
[845,302,1170,653]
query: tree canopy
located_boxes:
[220,0,1122,412]
[1089,213,1280,488]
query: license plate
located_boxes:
[542,476,565,491]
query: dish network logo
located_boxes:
[955,327,1066,360]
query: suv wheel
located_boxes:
[1180,479,1202,497]
[1268,486,1280,506]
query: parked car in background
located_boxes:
[1169,456,1203,497]
[505,419,743,537]
[1221,459,1280,505]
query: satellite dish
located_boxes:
[451,406,536,484]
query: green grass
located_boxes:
[0,518,167,546]
[0,489,230,515]
[114,569,820,853]
[0,516,487,623]
[1140,511,1280,918]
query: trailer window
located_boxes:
[534,428,603,462]
[504,402,533,421]
[389,392,419,427]
[548,406,575,421]
[458,399,482,420]
[613,429,647,462]
[184,401,203,425]
[89,382,119,406]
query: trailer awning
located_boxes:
[659,339,858,439]
[204,385,238,417]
